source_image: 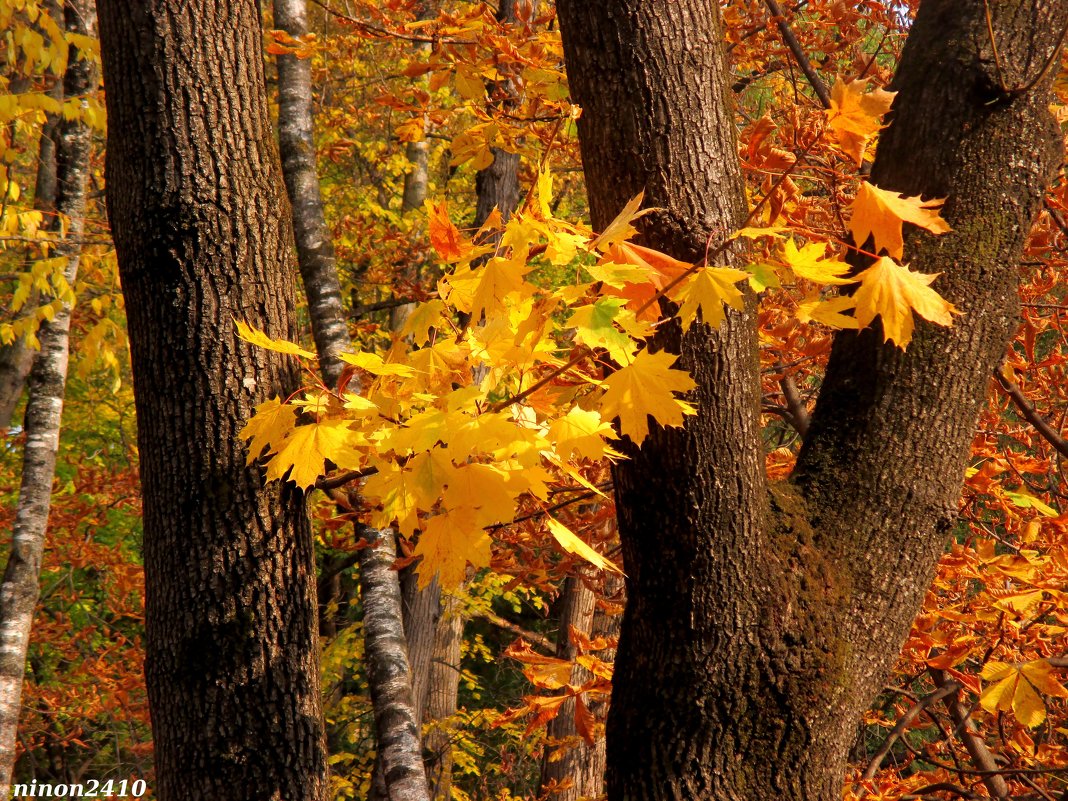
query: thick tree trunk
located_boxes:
[790,0,1067,792]
[96,2,328,799]
[0,2,93,790]
[273,0,349,388]
[558,1,1066,800]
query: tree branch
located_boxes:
[995,370,1068,459]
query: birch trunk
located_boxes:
[0,0,94,789]
[0,2,66,431]
[270,3,429,798]
[273,0,349,388]
[360,528,432,801]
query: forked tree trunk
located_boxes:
[96,2,328,799]
[556,1,1066,799]
[0,1,93,790]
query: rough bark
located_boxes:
[557,1,1067,800]
[360,528,433,801]
[96,2,328,799]
[540,576,596,801]
[791,0,1067,792]
[401,569,441,725]
[557,3,771,800]
[0,1,93,790]
[273,0,349,389]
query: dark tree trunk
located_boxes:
[557,1,1066,800]
[0,0,94,789]
[96,2,328,799]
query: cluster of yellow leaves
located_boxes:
[239,75,959,586]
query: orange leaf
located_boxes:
[849,182,951,259]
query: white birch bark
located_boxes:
[0,0,94,789]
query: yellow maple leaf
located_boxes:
[548,408,618,462]
[796,294,860,329]
[981,659,1068,728]
[599,349,696,442]
[442,463,518,527]
[235,319,315,359]
[413,505,489,588]
[852,256,958,347]
[825,78,896,165]
[265,418,363,490]
[779,239,852,285]
[239,396,297,464]
[849,182,951,259]
[469,256,535,322]
[364,461,422,536]
[568,298,639,365]
[400,299,447,346]
[546,517,622,574]
[591,193,655,251]
[673,266,749,329]
[339,350,416,377]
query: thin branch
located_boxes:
[472,610,556,654]
[929,668,1010,800]
[995,371,1068,459]
[778,371,810,439]
[862,682,960,782]
[763,0,831,108]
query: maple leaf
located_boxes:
[265,419,363,490]
[796,294,859,329]
[239,396,297,464]
[413,505,490,588]
[849,182,951,259]
[590,193,655,251]
[548,408,619,462]
[825,78,896,165]
[779,239,852,285]
[426,199,466,261]
[568,298,639,365]
[599,349,697,442]
[674,266,749,329]
[852,256,958,347]
[401,299,447,346]
[981,659,1068,728]
[546,517,622,574]
[442,463,518,527]
[340,350,416,377]
[234,319,315,359]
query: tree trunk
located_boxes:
[0,1,93,790]
[361,528,433,801]
[273,0,349,388]
[558,1,1066,800]
[96,2,328,799]
[790,0,1066,793]
[269,4,430,799]
[423,590,464,801]
[0,8,66,431]
[540,576,596,801]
